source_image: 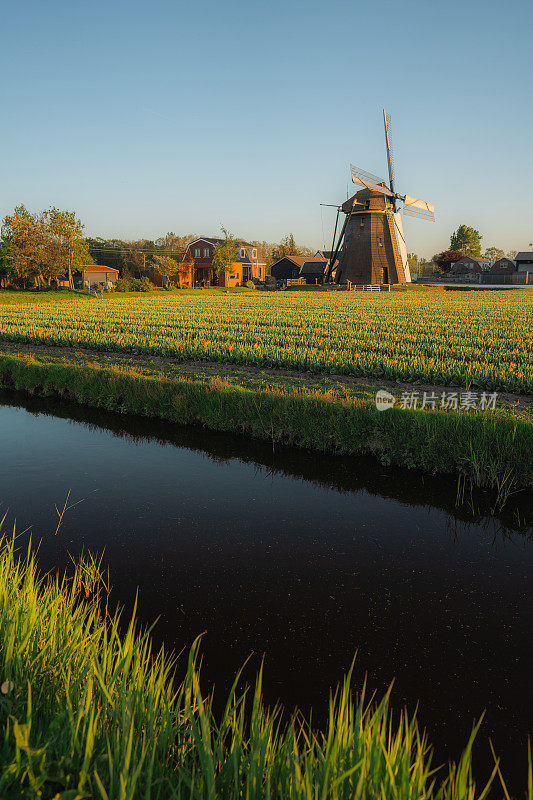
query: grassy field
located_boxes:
[0,290,531,392]
[0,531,525,800]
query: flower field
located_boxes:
[0,290,532,392]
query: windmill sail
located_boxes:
[350,165,395,197]
[383,110,395,190]
[403,195,435,221]
[392,213,411,282]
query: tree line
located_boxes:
[0,203,316,289]
[409,224,525,275]
[0,206,93,288]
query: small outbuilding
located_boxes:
[82,265,119,290]
[270,256,329,284]
[515,252,533,273]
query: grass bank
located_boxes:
[0,348,531,491]
[0,532,525,799]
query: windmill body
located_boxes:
[329,110,433,286]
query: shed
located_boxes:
[299,259,329,284]
[515,252,533,272]
[270,256,308,280]
[82,265,119,289]
[270,256,329,283]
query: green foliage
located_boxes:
[270,233,313,264]
[1,206,92,288]
[450,225,482,257]
[0,530,522,798]
[114,276,154,292]
[212,227,239,277]
[245,280,256,289]
[483,247,505,262]
[151,254,181,280]
[42,206,93,287]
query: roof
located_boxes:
[515,252,533,260]
[300,260,329,275]
[187,237,224,247]
[82,264,119,273]
[455,257,491,266]
[271,256,324,268]
[315,250,334,260]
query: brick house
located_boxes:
[490,258,516,273]
[180,238,266,287]
[450,256,491,274]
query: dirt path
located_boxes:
[1,340,532,412]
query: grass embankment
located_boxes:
[0,532,524,799]
[0,347,531,491]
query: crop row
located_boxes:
[0,291,531,392]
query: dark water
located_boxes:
[0,391,531,793]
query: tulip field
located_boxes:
[0,290,532,392]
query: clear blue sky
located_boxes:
[2,0,532,258]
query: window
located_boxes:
[252,249,257,260]
[258,267,262,277]
[194,248,201,258]
[240,248,246,258]
[203,248,210,257]
[229,273,238,279]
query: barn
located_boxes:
[270,256,329,284]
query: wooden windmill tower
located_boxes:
[327,110,434,285]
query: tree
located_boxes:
[450,225,482,257]
[269,233,314,264]
[151,254,181,283]
[407,252,420,272]
[43,207,93,288]
[507,250,517,259]
[212,227,238,278]
[433,250,464,272]
[1,206,50,287]
[482,247,505,262]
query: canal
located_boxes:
[0,391,531,792]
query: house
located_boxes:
[515,252,533,273]
[450,257,491,274]
[81,265,119,289]
[180,238,266,287]
[490,258,516,273]
[270,256,329,284]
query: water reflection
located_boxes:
[0,390,531,792]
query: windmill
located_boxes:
[326,110,434,285]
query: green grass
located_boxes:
[0,530,528,800]
[0,289,92,305]
[0,287,254,305]
[0,348,531,490]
